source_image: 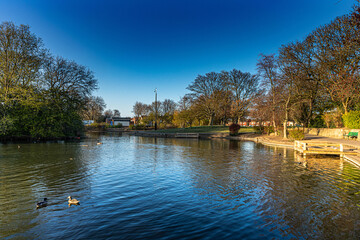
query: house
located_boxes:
[286,121,295,127]
[106,117,131,127]
[131,117,138,125]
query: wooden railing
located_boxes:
[294,141,351,156]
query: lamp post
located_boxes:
[154,88,157,131]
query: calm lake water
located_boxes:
[2,133,360,239]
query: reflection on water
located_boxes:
[2,134,360,239]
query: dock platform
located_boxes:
[294,141,359,157]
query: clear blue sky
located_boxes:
[0,0,355,116]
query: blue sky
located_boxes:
[0,0,355,116]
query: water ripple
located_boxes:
[2,135,360,239]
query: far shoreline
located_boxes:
[129,130,360,168]
[3,129,360,168]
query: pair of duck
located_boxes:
[36,196,80,208]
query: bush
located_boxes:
[87,122,108,130]
[129,124,146,130]
[309,115,326,128]
[263,126,274,135]
[253,126,263,133]
[342,111,360,129]
[229,123,241,136]
[135,124,146,130]
[323,109,343,128]
[0,117,15,136]
[288,130,305,140]
[107,123,123,128]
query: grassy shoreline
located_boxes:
[149,126,256,134]
[0,135,82,143]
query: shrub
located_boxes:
[87,122,108,130]
[342,111,360,129]
[253,126,263,133]
[0,117,15,136]
[263,126,274,135]
[107,123,123,128]
[309,115,326,128]
[229,123,241,136]
[135,124,146,130]
[288,130,305,140]
[323,109,343,128]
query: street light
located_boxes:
[154,88,157,131]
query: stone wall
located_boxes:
[304,128,360,139]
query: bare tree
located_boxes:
[132,101,148,118]
[178,95,193,111]
[250,90,272,127]
[312,14,360,113]
[104,109,113,118]
[257,54,280,132]
[82,96,106,121]
[223,69,260,123]
[187,72,224,98]
[161,99,177,115]
[43,56,97,108]
[113,109,120,117]
[186,72,226,125]
[214,89,233,126]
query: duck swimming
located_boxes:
[67,196,80,205]
[36,198,48,208]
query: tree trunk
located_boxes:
[283,96,291,139]
[223,113,227,126]
[272,107,277,135]
[209,114,214,126]
[306,100,314,128]
[283,109,288,139]
[284,108,289,139]
[343,101,348,114]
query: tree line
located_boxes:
[0,22,100,138]
[253,4,360,138]
[132,69,259,128]
[133,99,177,127]
[133,4,360,137]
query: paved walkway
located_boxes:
[260,134,360,167]
[304,134,360,148]
[258,134,360,149]
[304,134,360,167]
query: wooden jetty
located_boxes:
[175,133,199,138]
[294,141,359,157]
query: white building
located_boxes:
[106,117,131,127]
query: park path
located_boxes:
[304,134,360,166]
[258,134,360,167]
[305,134,360,148]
